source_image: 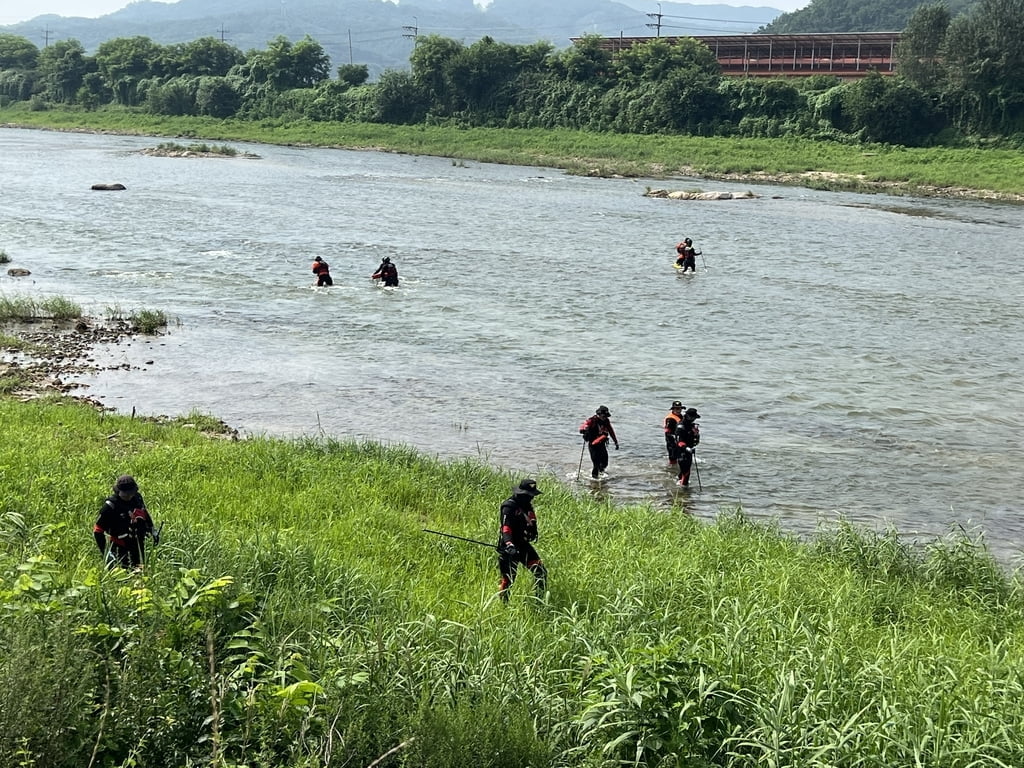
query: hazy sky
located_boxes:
[1,0,809,26]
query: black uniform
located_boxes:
[674,409,701,486]
[580,407,619,479]
[497,479,547,602]
[94,491,153,568]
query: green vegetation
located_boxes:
[1,395,1023,767]
[2,0,1023,159]
[0,249,10,264]
[129,308,168,334]
[153,140,239,155]
[0,294,81,321]
[104,304,169,334]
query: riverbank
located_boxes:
[2,379,1024,766]
[4,106,1024,202]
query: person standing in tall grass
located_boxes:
[497,478,547,603]
[93,474,154,569]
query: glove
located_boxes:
[503,542,518,557]
[614,443,620,450]
[525,527,537,542]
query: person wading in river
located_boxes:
[579,405,619,480]
[663,400,684,465]
[312,256,333,286]
[673,408,701,487]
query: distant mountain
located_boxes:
[1,0,783,76]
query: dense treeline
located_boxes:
[0,0,1022,146]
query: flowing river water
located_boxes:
[2,127,1022,561]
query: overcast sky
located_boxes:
[1,0,809,26]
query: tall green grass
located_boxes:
[1,396,1023,767]
[0,294,82,321]
[4,106,1024,197]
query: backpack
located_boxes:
[579,417,600,442]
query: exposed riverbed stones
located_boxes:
[645,189,760,200]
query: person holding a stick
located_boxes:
[497,478,547,603]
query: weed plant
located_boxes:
[1,397,1023,767]
[129,308,167,334]
[4,107,1024,197]
[0,249,9,264]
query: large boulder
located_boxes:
[91,183,126,191]
[7,268,30,277]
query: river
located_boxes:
[2,127,1022,561]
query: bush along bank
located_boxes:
[2,394,1024,768]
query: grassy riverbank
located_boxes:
[2,391,1023,767]
[4,105,1024,200]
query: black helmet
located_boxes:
[382,257,391,263]
[684,238,692,245]
[671,400,683,409]
[114,474,138,493]
[596,405,611,416]
[514,478,542,497]
[684,407,700,420]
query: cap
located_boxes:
[671,400,683,409]
[684,408,701,419]
[514,478,542,497]
[114,474,138,493]
[596,405,611,416]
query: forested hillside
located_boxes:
[764,0,978,33]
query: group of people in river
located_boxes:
[311,256,399,287]
[577,400,701,487]
[499,399,702,601]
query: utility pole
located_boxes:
[402,16,418,45]
[348,28,353,65]
[217,24,230,43]
[645,3,663,37]
[42,27,51,47]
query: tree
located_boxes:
[336,63,369,89]
[242,36,331,91]
[372,69,428,124]
[95,36,161,106]
[195,75,241,117]
[0,34,38,71]
[941,0,1024,134]
[552,35,613,84]
[841,71,943,144]
[409,34,465,114]
[37,39,90,103]
[161,37,244,78]
[446,36,521,117]
[897,4,951,92]
[612,37,719,87]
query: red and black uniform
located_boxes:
[372,259,399,287]
[94,491,153,568]
[580,408,619,479]
[675,242,698,272]
[664,405,683,464]
[497,481,546,602]
[312,258,333,286]
[674,412,701,486]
